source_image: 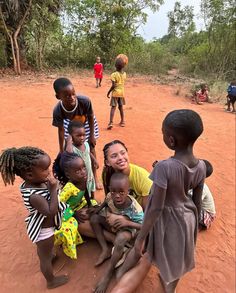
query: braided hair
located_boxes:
[0,147,46,186]
[102,140,128,195]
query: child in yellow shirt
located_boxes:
[107,58,127,130]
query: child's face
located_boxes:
[66,157,87,187]
[28,154,51,184]
[57,84,77,109]
[110,178,129,208]
[106,144,129,171]
[96,57,100,63]
[71,127,86,147]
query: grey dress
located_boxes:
[146,158,206,283]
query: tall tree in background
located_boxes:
[0,0,32,74]
[167,1,195,38]
[201,0,236,78]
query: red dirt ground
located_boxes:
[0,73,235,293]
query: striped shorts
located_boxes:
[63,115,99,141]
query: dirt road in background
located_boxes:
[0,73,235,293]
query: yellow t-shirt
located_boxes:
[128,163,153,204]
[111,71,126,98]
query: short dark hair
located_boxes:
[115,58,125,70]
[53,77,72,94]
[68,120,85,135]
[163,109,203,143]
[110,172,129,185]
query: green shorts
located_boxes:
[110,97,126,107]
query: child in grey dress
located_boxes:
[118,109,206,293]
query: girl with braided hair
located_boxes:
[0,147,68,289]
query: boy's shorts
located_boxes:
[110,97,126,107]
[227,94,236,103]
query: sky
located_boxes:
[138,0,205,41]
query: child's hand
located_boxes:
[86,206,100,216]
[47,175,59,192]
[112,218,130,230]
[93,159,99,169]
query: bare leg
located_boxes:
[90,214,113,266]
[118,105,125,125]
[36,236,69,289]
[232,101,235,112]
[108,106,116,129]
[96,78,99,88]
[90,147,103,190]
[99,78,102,86]
[111,253,151,293]
[78,220,115,243]
[94,231,132,293]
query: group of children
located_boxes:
[0,62,217,293]
[192,82,236,113]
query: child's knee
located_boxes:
[114,232,131,248]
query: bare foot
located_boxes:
[95,248,111,266]
[47,275,69,289]
[93,274,111,293]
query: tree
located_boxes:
[0,0,32,74]
[167,1,195,38]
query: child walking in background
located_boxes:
[107,58,127,130]
[0,147,68,289]
[53,152,97,258]
[94,56,103,88]
[52,77,102,190]
[90,172,143,293]
[226,80,236,112]
[66,120,98,199]
[118,109,206,293]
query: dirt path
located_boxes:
[0,73,235,293]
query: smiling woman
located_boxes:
[102,140,153,210]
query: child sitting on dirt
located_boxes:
[53,152,97,259]
[192,83,212,104]
[89,172,143,293]
[226,80,236,112]
[107,57,127,130]
[0,147,68,289]
[52,77,102,190]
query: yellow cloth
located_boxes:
[128,163,153,204]
[111,71,126,98]
[54,182,97,259]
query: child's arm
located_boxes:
[112,219,142,230]
[192,181,204,218]
[58,126,65,153]
[87,114,96,147]
[65,134,73,153]
[90,152,99,169]
[87,200,107,217]
[107,81,115,98]
[30,176,59,217]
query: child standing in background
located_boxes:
[226,80,236,112]
[107,58,127,130]
[0,147,68,289]
[118,109,206,293]
[94,56,103,88]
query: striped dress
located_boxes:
[20,183,67,243]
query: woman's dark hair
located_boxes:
[163,109,203,144]
[102,140,128,195]
[0,147,46,185]
[53,77,72,94]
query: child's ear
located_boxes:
[105,159,111,167]
[169,136,176,148]
[24,171,33,180]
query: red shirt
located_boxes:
[94,63,103,78]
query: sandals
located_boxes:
[107,122,113,130]
[119,122,125,127]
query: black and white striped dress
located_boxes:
[20,183,67,243]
